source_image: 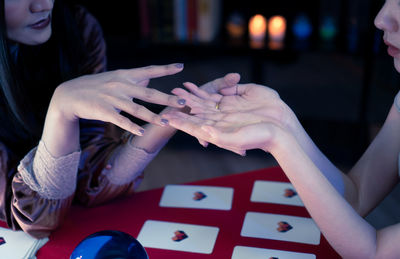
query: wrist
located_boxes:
[50,84,79,122]
[41,90,80,157]
[278,102,299,134]
[266,129,297,159]
[260,124,293,154]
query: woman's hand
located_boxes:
[127,73,242,154]
[163,82,295,155]
[49,63,186,135]
[42,63,186,157]
[180,73,241,146]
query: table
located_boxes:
[33,167,340,258]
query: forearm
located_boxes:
[18,91,81,198]
[286,112,348,195]
[130,123,176,153]
[268,132,377,258]
[106,108,178,185]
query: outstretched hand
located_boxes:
[50,63,186,135]
[179,73,241,146]
[163,81,292,155]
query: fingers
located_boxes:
[136,79,150,87]
[198,139,209,147]
[164,111,247,155]
[115,99,168,127]
[126,63,184,81]
[171,87,217,111]
[208,73,241,92]
[226,148,246,156]
[162,111,213,141]
[223,73,241,87]
[183,82,221,102]
[220,84,246,96]
[104,110,145,136]
[171,87,204,104]
[129,87,187,108]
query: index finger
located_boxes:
[126,63,184,81]
[162,111,213,141]
[204,73,241,92]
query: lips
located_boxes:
[29,16,51,30]
[384,40,400,57]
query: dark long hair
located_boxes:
[0,0,87,156]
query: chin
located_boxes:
[18,28,52,46]
[29,31,52,45]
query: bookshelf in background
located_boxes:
[135,0,349,52]
[138,0,222,44]
[79,0,380,55]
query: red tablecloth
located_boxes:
[4,167,341,258]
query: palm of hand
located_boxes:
[166,82,285,154]
[180,83,286,128]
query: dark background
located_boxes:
[74,0,399,168]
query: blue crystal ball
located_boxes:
[70,230,148,259]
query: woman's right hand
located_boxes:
[49,63,186,135]
[163,82,297,155]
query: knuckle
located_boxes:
[144,65,155,70]
[114,116,128,127]
[115,69,124,75]
[150,114,161,123]
[106,81,120,90]
[111,69,125,79]
[143,88,155,99]
[272,89,280,98]
[168,95,177,104]
[128,104,140,114]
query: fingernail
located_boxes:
[161,118,169,125]
[178,99,186,105]
[139,129,145,135]
[175,63,184,69]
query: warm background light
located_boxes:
[268,15,286,41]
[226,12,245,39]
[249,14,267,41]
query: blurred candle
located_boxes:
[268,15,286,50]
[249,14,267,48]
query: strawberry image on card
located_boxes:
[283,188,297,198]
[172,230,188,242]
[193,191,207,201]
[277,221,293,233]
[0,237,5,246]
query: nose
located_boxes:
[374,3,399,32]
[30,0,54,13]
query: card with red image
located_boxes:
[250,180,304,206]
[241,212,320,245]
[137,220,219,254]
[159,185,233,210]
